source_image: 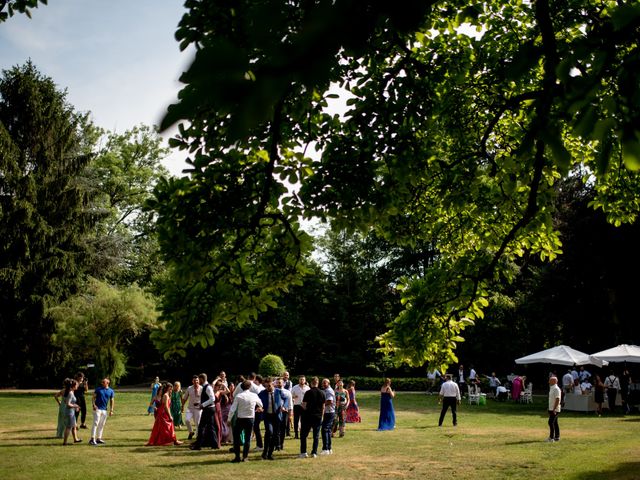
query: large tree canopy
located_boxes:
[86,125,169,288]
[50,278,159,384]
[0,62,97,384]
[155,0,640,368]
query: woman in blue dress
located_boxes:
[377,378,396,431]
[148,377,161,415]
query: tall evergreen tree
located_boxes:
[0,62,97,386]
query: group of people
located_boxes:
[54,374,115,446]
[428,365,518,401]
[561,365,634,415]
[143,371,370,462]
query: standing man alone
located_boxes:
[89,378,115,446]
[438,374,461,427]
[547,376,561,442]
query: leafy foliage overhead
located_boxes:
[156,0,640,368]
[0,0,47,22]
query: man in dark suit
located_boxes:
[257,377,287,460]
[190,373,218,450]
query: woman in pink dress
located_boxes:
[146,383,183,446]
[511,376,523,401]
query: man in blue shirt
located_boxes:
[90,378,115,446]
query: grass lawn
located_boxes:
[0,390,638,479]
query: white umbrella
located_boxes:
[591,344,640,363]
[515,345,607,367]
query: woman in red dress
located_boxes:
[146,382,183,446]
[345,380,362,423]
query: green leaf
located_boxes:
[610,4,640,31]
[622,137,640,171]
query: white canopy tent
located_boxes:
[515,345,607,367]
[591,344,640,363]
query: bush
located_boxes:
[258,354,286,377]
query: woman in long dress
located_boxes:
[62,379,82,445]
[217,380,233,444]
[594,375,605,416]
[148,377,161,414]
[345,380,361,423]
[511,376,523,401]
[146,383,183,446]
[332,380,350,437]
[377,378,396,431]
[170,381,184,428]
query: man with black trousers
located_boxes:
[438,374,461,427]
[190,373,218,450]
[228,380,263,462]
[298,376,325,458]
[258,377,287,460]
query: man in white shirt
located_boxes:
[228,380,263,462]
[547,376,562,442]
[457,365,466,394]
[320,378,336,455]
[578,366,591,382]
[487,372,501,397]
[438,374,461,427]
[427,369,441,393]
[190,373,218,450]
[570,366,579,382]
[282,371,293,391]
[496,385,508,401]
[604,372,621,413]
[182,375,202,440]
[291,375,310,439]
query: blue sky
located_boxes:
[0,1,192,175]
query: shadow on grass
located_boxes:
[129,446,300,466]
[621,416,640,422]
[571,461,640,480]
[2,428,54,434]
[0,442,59,447]
[503,439,546,446]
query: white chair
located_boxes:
[520,383,533,404]
[468,385,480,405]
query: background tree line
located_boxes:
[0,62,165,386]
[1,61,639,386]
[3,0,640,386]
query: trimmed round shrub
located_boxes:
[258,354,286,377]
